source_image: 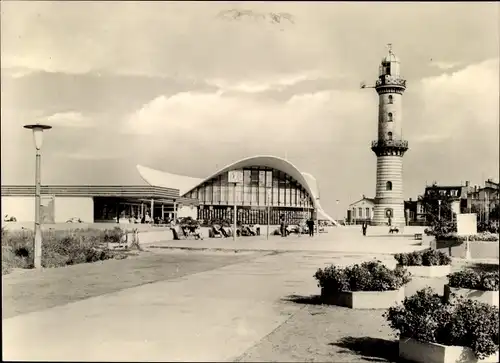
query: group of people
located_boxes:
[280,215,316,237]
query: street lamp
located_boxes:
[438,200,442,221]
[24,123,52,269]
[335,199,340,224]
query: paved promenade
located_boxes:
[3,228,436,361]
[145,227,428,255]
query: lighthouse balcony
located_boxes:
[375,75,406,88]
[371,140,409,155]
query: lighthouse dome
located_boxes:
[382,51,400,64]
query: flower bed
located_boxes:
[314,260,411,309]
[1,227,127,274]
[385,287,499,363]
[444,270,499,306]
[436,232,499,243]
[394,249,452,277]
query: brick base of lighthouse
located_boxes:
[371,155,406,227]
[372,202,405,226]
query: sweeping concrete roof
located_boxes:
[137,155,337,225]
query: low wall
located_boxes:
[432,239,499,260]
[136,229,175,244]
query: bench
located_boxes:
[414,233,423,240]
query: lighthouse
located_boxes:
[371,45,408,226]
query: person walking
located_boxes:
[307,218,314,237]
[362,222,367,236]
[280,214,287,237]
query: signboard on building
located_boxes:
[457,213,477,236]
[228,170,243,184]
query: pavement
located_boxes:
[4,229,480,362]
[144,228,428,255]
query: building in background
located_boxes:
[137,155,337,226]
[468,179,499,223]
[369,45,409,227]
[404,198,425,226]
[418,182,469,224]
[415,179,499,224]
[1,155,336,226]
[1,184,197,224]
[347,196,375,225]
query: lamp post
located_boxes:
[315,197,320,236]
[438,200,442,221]
[24,123,52,269]
[335,199,340,224]
[266,188,271,240]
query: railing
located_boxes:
[371,140,409,149]
[375,76,406,88]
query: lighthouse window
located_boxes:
[388,112,393,122]
[388,95,393,104]
[386,181,393,191]
[388,132,393,140]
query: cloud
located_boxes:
[429,61,461,70]
[45,112,93,128]
[123,86,370,147]
[3,2,497,83]
[206,71,325,93]
[414,58,499,141]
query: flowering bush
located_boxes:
[437,232,499,242]
[385,287,499,359]
[394,249,452,266]
[314,260,411,292]
[448,270,499,291]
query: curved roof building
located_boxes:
[137,155,338,226]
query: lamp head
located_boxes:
[24,123,52,150]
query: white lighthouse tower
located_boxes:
[371,45,408,226]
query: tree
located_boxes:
[419,194,454,224]
[490,203,500,221]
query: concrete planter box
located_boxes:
[444,284,499,307]
[434,240,499,260]
[397,264,451,278]
[320,287,404,309]
[399,337,499,363]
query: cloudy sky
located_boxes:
[1,1,499,217]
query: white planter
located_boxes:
[397,264,451,278]
[444,284,499,307]
[320,287,404,309]
[399,337,499,363]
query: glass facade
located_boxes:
[185,167,314,225]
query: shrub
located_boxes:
[448,270,499,291]
[394,249,451,266]
[425,220,457,236]
[478,221,499,234]
[101,227,124,243]
[1,228,126,272]
[385,287,499,360]
[437,232,499,242]
[314,260,411,292]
